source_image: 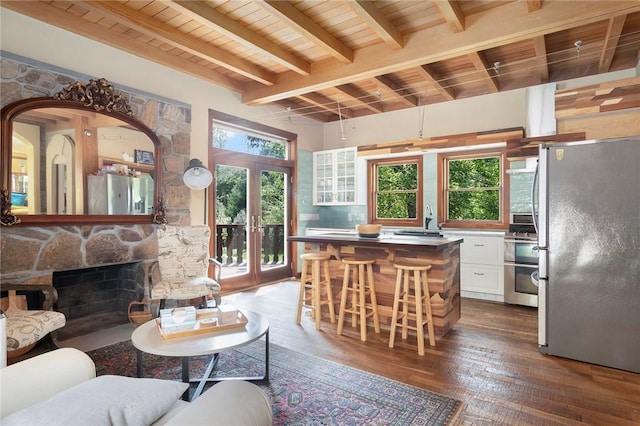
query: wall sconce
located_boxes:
[183,158,213,189]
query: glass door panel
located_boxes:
[215,164,250,281]
[258,167,289,281]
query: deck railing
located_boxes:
[215,224,285,266]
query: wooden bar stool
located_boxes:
[389,258,435,355]
[337,257,380,342]
[296,252,336,330]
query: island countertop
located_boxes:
[288,233,463,250]
[288,233,463,338]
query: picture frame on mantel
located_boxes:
[135,149,155,165]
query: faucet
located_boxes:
[425,205,434,229]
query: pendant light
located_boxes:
[337,98,346,143]
[417,95,425,141]
[183,158,213,189]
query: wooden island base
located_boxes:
[290,235,462,339]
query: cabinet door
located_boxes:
[313,151,333,204]
[335,148,356,203]
[458,235,503,265]
[460,264,503,295]
[313,148,357,205]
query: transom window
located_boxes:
[367,156,423,227]
[212,123,287,160]
[438,150,508,228]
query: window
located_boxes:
[368,156,423,226]
[212,124,287,159]
[438,150,509,229]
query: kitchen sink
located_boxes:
[394,230,443,237]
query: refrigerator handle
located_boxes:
[538,247,548,280]
[531,160,539,234]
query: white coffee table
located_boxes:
[131,310,269,400]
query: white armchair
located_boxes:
[149,225,222,311]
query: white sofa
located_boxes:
[0,347,272,425]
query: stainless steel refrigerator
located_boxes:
[87,174,131,215]
[534,137,640,373]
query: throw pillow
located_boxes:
[2,375,188,426]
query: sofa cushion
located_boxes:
[2,375,188,426]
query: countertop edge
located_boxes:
[288,234,464,250]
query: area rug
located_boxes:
[87,340,462,425]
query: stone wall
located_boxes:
[0,57,192,292]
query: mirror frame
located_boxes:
[1,78,166,226]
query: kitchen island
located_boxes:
[288,233,463,338]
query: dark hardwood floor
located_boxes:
[225,280,640,425]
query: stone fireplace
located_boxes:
[0,224,159,340]
[53,262,145,340]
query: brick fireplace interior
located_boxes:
[53,262,145,341]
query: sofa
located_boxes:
[0,347,273,425]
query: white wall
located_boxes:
[323,89,527,150]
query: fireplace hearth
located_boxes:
[53,262,145,340]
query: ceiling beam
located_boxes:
[432,0,465,33]
[599,15,627,73]
[344,0,404,49]
[0,0,247,92]
[532,35,549,83]
[80,1,276,85]
[335,84,385,113]
[468,52,499,93]
[258,0,353,64]
[375,75,418,108]
[243,1,640,105]
[168,0,310,76]
[415,65,456,101]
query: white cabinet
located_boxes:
[443,232,505,301]
[313,147,357,205]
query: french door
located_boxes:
[210,149,293,292]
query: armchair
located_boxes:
[1,285,66,359]
[150,225,222,311]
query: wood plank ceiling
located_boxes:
[3,1,640,123]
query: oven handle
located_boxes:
[531,270,539,288]
[503,262,538,269]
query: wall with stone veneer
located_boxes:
[1,57,190,290]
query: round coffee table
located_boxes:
[131,310,269,400]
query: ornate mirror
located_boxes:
[1,78,166,226]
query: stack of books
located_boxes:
[159,306,197,331]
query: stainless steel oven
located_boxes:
[504,239,538,307]
[504,212,538,307]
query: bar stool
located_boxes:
[337,257,380,341]
[296,252,336,330]
[389,258,435,355]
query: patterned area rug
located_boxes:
[87,340,462,425]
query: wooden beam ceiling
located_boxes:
[2,0,640,123]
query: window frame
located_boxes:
[437,148,509,230]
[367,155,423,227]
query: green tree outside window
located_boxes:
[447,156,500,221]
